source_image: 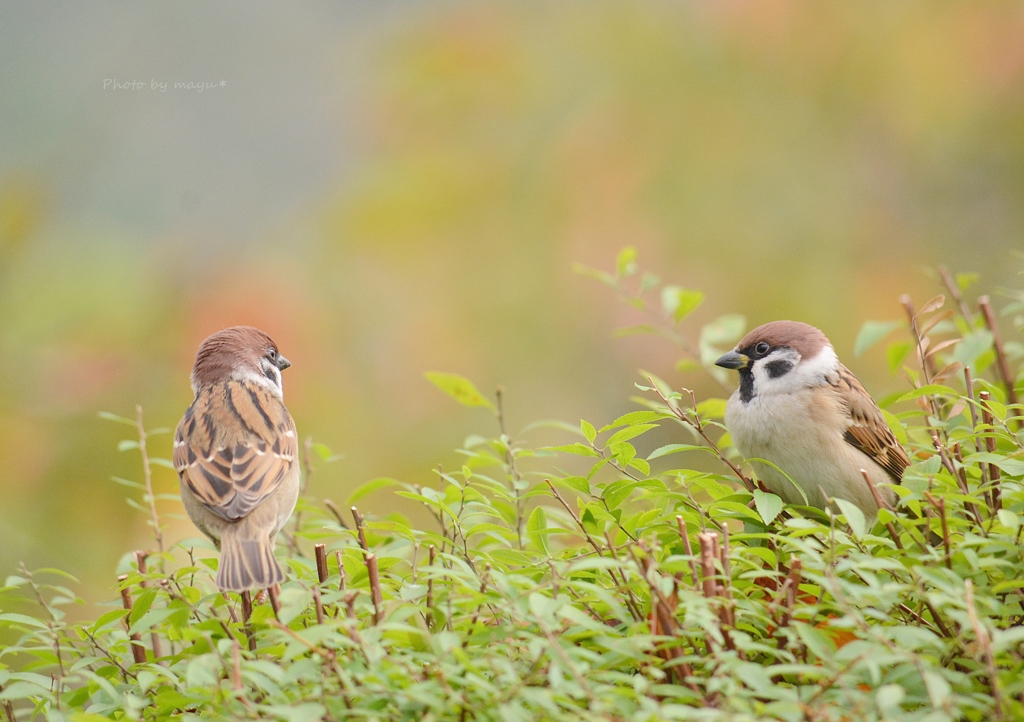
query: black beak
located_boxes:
[276,354,291,371]
[715,350,748,370]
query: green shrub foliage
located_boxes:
[2,253,1024,721]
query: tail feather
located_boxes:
[216,534,283,592]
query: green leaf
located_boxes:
[700,314,746,346]
[881,409,908,446]
[543,443,601,457]
[709,500,762,523]
[128,588,157,628]
[752,490,783,525]
[580,420,596,444]
[70,712,119,722]
[997,509,1019,531]
[97,411,137,427]
[526,507,549,554]
[0,613,49,629]
[661,286,704,323]
[129,607,179,636]
[695,398,727,419]
[0,681,51,700]
[265,703,328,722]
[833,499,866,538]
[793,622,837,661]
[599,411,668,432]
[110,476,145,489]
[965,453,1024,476]
[91,608,130,632]
[616,246,638,278]
[605,423,658,447]
[956,272,979,291]
[886,340,913,374]
[311,442,343,463]
[465,522,515,540]
[349,477,402,504]
[896,384,958,402]
[854,320,901,357]
[424,372,495,410]
[557,476,590,495]
[675,357,701,372]
[647,443,706,460]
[117,439,140,452]
[603,480,636,510]
[572,263,616,287]
[951,329,993,369]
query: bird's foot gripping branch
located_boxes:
[2,253,1024,720]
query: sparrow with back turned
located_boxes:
[715,321,909,520]
[174,326,300,592]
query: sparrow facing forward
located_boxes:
[174,326,300,592]
[716,321,909,520]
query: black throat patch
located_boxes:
[738,368,755,403]
[765,359,794,379]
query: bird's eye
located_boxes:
[754,342,770,356]
[267,349,277,360]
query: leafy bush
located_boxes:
[2,251,1024,721]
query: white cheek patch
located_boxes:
[236,365,284,398]
[752,346,837,397]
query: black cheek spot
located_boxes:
[738,368,756,403]
[766,360,794,379]
[263,365,277,383]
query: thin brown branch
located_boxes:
[268,585,281,621]
[313,585,325,625]
[314,544,329,584]
[931,432,986,530]
[335,550,346,592]
[900,295,938,384]
[323,499,351,530]
[134,551,163,661]
[601,531,645,623]
[963,367,985,458]
[965,579,1004,721]
[634,552,700,687]
[343,591,357,620]
[545,480,644,622]
[495,386,526,549]
[231,640,243,691]
[937,266,974,321]
[426,545,435,631]
[351,507,369,552]
[118,575,147,665]
[979,296,1019,421]
[698,532,720,599]
[979,391,1002,512]
[649,380,755,492]
[135,406,164,554]
[777,559,802,630]
[366,553,383,624]
[924,492,952,569]
[861,470,904,550]
[241,591,256,651]
[675,515,700,590]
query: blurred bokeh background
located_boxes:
[2,1,1023,605]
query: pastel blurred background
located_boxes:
[2,1,1022,605]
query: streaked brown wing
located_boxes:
[175,379,297,521]
[829,364,910,483]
